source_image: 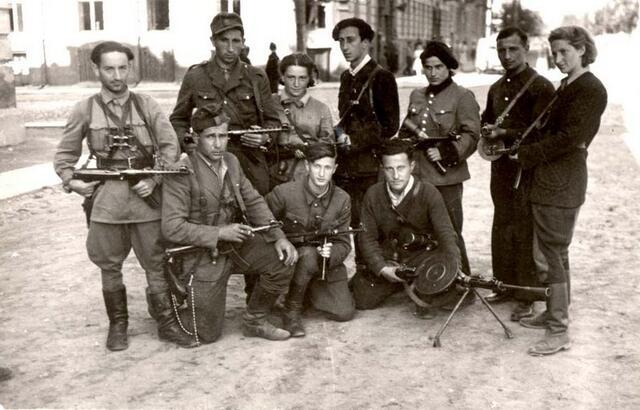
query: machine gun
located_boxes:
[285,225,365,280]
[163,221,284,303]
[72,166,190,209]
[400,118,457,175]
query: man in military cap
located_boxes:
[162,104,299,344]
[54,41,196,351]
[352,140,460,317]
[170,12,282,196]
[265,143,355,337]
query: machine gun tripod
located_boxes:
[431,273,550,348]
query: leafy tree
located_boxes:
[497,0,544,36]
[588,0,639,34]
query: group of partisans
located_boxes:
[53,13,607,357]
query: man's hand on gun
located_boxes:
[218,223,255,243]
[240,125,270,149]
[131,178,156,198]
[68,180,101,197]
[316,241,333,259]
[480,123,507,140]
[426,147,443,163]
[379,265,404,283]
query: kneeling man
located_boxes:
[266,143,355,337]
[161,104,298,344]
[351,140,461,316]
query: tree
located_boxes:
[497,0,544,36]
[588,0,639,34]
[293,0,306,51]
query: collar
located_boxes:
[196,151,228,179]
[303,178,333,206]
[349,54,371,76]
[386,176,415,207]
[100,88,130,106]
[214,56,239,72]
[425,77,453,96]
[280,91,310,107]
[504,64,532,83]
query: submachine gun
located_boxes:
[183,126,290,152]
[400,118,458,175]
[285,225,365,281]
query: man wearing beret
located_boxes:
[398,40,481,283]
[54,41,196,351]
[332,17,400,270]
[265,143,355,337]
[170,12,282,196]
[162,104,299,344]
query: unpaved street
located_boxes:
[1,85,639,409]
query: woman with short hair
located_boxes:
[271,53,334,185]
[516,26,607,356]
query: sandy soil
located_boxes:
[0,86,639,409]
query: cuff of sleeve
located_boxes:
[439,141,459,167]
[264,228,286,243]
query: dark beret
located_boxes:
[210,12,244,37]
[420,41,459,70]
[332,18,375,42]
[191,103,230,133]
[305,142,337,163]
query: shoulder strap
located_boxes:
[494,73,538,126]
[224,156,249,224]
[247,68,265,126]
[336,65,382,127]
[282,105,308,143]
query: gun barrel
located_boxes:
[461,276,550,297]
[227,127,288,136]
[285,227,365,239]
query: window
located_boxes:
[148,0,169,30]
[78,1,104,31]
[220,0,240,14]
[9,2,24,32]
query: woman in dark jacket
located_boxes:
[516,26,607,356]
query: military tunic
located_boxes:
[266,179,355,320]
[170,59,283,195]
[53,89,180,293]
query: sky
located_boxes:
[493,0,613,29]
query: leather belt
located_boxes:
[97,156,152,170]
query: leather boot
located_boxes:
[282,282,307,337]
[150,292,199,348]
[103,287,129,351]
[145,287,159,320]
[528,283,571,356]
[243,285,290,341]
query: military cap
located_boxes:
[420,41,459,70]
[304,142,337,162]
[191,103,230,133]
[210,12,244,37]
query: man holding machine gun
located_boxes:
[170,12,282,196]
[265,143,355,337]
[398,41,480,280]
[161,104,298,344]
[351,140,460,317]
[53,41,195,350]
[480,27,555,320]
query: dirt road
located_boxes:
[1,86,639,409]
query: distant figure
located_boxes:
[240,45,252,64]
[412,41,424,75]
[266,42,280,93]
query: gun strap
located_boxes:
[130,92,161,165]
[336,65,381,128]
[247,66,265,126]
[494,72,539,125]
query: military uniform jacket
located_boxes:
[54,89,180,223]
[482,66,555,214]
[265,179,351,281]
[518,72,607,208]
[171,59,281,137]
[162,152,285,250]
[400,81,480,186]
[358,179,460,275]
[337,58,399,176]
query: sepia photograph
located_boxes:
[0,0,638,408]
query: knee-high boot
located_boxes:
[282,282,308,337]
[103,287,128,351]
[150,292,199,348]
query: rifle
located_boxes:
[184,126,289,152]
[286,225,365,280]
[72,167,190,209]
[400,118,454,175]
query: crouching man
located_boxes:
[161,104,298,344]
[350,140,461,317]
[265,143,356,337]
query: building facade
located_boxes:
[7,0,486,85]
